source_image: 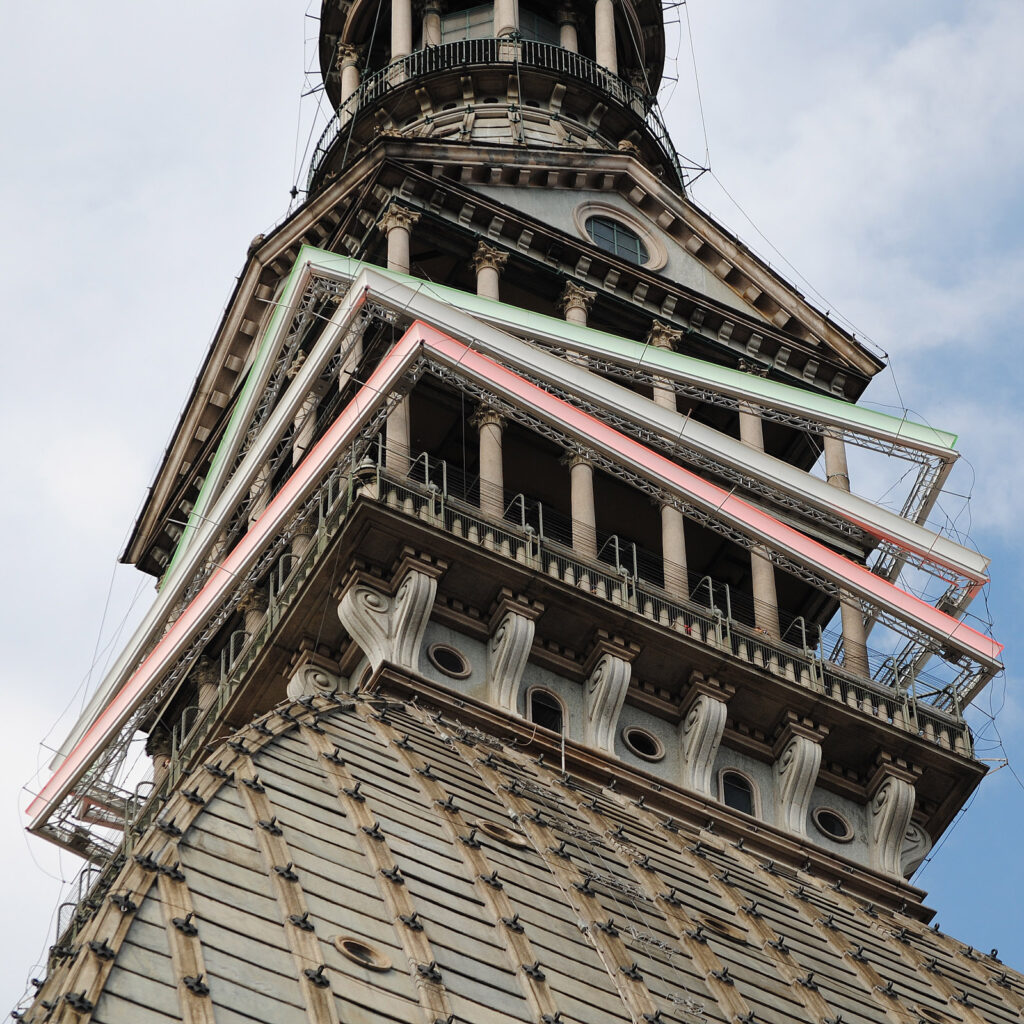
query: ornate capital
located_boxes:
[558,280,596,317]
[237,586,269,616]
[470,241,508,275]
[557,6,578,27]
[335,43,362,70]
[470,405,506,431]
[646,319,682,351]
[378,204,420,235]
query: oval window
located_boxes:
[427,643,471,678]
[622,727,664,762]
[585,215,650,266]
[812,807,854,843]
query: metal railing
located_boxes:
[307,38,687,189]
[372,468,973,757]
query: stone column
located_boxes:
[422,0,443,45]
[569,454,597,558]
[824,430,870,677]
[738,402,781,637]
[472,407,506,519]
[594,0,617,75]
[379,204,420,274]
[494,0,518,37]
[558,6,579,51]
[336,44,361,106]
[145,730,173,789]
[646,319,681,412]
[392,0,413,59]
[559,281,596,326]
[471,241,508,301]
[660,501,688,600]
[379,206,420,474]
[238,586,269,638]
[194,656,220,715]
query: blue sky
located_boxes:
[1,0,1022,1011]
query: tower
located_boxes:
[15,1,1022,1022]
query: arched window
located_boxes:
[720,770,755,816]
[585,215,650,266]
[529,689,564,734]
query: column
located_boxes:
[473,407,506,519]
[336,44,361,107]
[471,241,508,301]
[594,0,617,75]
[379,206,421,473]
[739,403,781,637]
[290,371,318,567]
[422,0,443,46]
[569,454,597,558]
[145,730,173,789]
[379,204,420,274]
[194,656,220,715]
[646,319,681,412]
[824,430,870,677]
[559,280,596,326]
[494,0,518,38]
[660,501,688,600]
[558,6,579,51]
[392,0,413,59]
[239,586,269,638]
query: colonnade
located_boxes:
[333,0,620,103]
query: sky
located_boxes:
[2,0,1023,1012]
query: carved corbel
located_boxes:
[486,589,544,712]
[900,819,933,877]
[336,552,446,673]
[678,671,733,796]
[771,713,828,837]
[582,633,640,752]
[867,755,921,876]
[286,645,344,700]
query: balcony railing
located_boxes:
[307,38,687,190]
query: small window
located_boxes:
[529,689,564,733]
[812,807,854,843]
[622,727,664,762]
[721,771,754,816]
[427,643,471,678]
[585,215,650,265]
[441,3,494,42]
[519,9,560,44]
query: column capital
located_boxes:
[561,450,593,470]
[470,404,506,431]
[470,241,508,274]
[737,357,770,378]
[422,0,444,14]
[557,4,579,26]
[378,204,421,235]
[335,42,363,70]
[237,586,269,616]
[646,319,682,350]
[558,280,596,317]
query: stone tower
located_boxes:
[16,2,1021,1023]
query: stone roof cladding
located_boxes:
[25,689,1023,1024]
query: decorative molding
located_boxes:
[582,633,640,752]
[336,554,445,672]
[486,590,544,712]
[286,649,344,700]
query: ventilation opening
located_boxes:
[334,935,392,971]
[427,643,471,678]
[473,819,530,847]
[529,689,563,733]
[812,808,853,843]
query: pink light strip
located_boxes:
[30,321,1001,825]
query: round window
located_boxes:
[334,935,392,971]
[427,643,471,678]
[812,807,854,843]
[622,727,664,762]
[585,215,650,266]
